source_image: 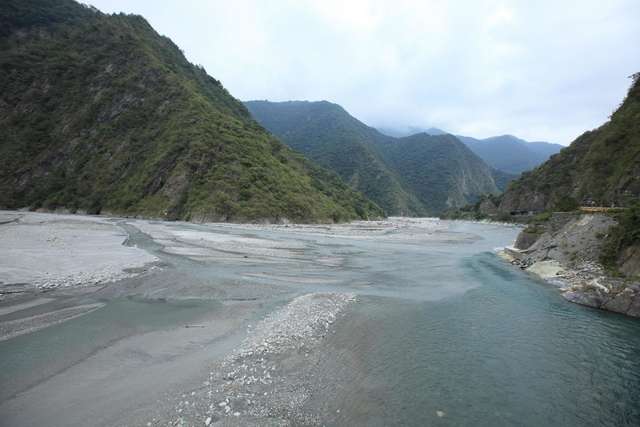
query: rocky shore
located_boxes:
[160,293,356,426]
[502,213,640,317]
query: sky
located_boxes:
[86,0,640,145]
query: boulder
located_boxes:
[602,288,634,314]
[561,289,605,309]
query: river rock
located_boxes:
[603,288,635,314]
[561,289,605,309]
[526,260,564,279]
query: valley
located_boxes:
[0,1,638,426]
[1,211,639,426]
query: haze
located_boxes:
[86,0,640,144]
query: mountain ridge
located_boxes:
[0,0,382,223]
[245,100,426,215]
[499,73,640,213]
[379,126,563,174]
[245,100,502,215]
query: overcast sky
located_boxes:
[86,0,640,144]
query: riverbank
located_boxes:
[501,213,640,317]
[0,211,159,293]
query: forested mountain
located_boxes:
[371,133,501,213]
[458,135,563,174]
[245,101,424,215]
[0,0,382,222]
[379,126,562,174]
[246,100,501,215]
[500,74,640,213]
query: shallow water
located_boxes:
[1,218,639,426]
[0,297,219,402]
[318,255,640,426]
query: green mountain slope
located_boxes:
[372,133,501,213]
[245,101,425,215]
[500,74,640,213]
[379,126,562,175]
[459,135,563,175]
[246,100,500,215]
[0,0,382,222]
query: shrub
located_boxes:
[600,202,640,273]
[553,197,579,212]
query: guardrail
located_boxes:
[579,206,627,213]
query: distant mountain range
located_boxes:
[379,127,564,175]
[246,100,504,215]
[0,0,382,222]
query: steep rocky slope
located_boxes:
[0,0,382,223]
[504,212,640,317]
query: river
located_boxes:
[0,216,638,426]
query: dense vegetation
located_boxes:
[246,101,501,215]
[371,133,501,214]
[246,101,425,215]
[500,74,640,213]
[379,126,562,175]
[457,135,563,175]
[0,0,382,222]
[492,74,640,276]
[600,202,640,275]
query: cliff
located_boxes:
[504,212,640,317]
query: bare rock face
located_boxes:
[529,214,615,267]
[566,283,640,317]
[563,289,607,309]
[619,245,640,278]
[514,230,541,250]
[627,286,640,317]
[508,213,640,318]
[603,287,638,314]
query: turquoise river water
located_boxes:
[0,219,638,426]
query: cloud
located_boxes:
[87,0,640,144]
